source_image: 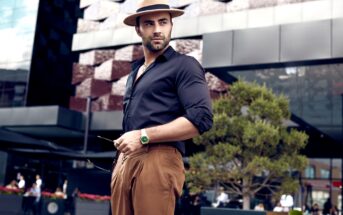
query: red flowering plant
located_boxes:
[41,191,66,199]
[0,186,23,195]
[78,192,111,202]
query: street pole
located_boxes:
[329,158,332,200]
[341,95,343,213]
[83,96,92,154]
[341,156,343,214]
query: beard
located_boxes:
[143,33,171,53]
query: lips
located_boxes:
[152,37,164,40]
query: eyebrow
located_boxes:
[142,17,169,23]
[158,18,168,22]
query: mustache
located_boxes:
[151,36,165,40]
[150,33,165,40]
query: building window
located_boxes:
[305,165,315,178]
[0,0,38,107]
[320,169,330,179]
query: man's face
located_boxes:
[136,12,172,53]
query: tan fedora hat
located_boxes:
[123,0,184,26]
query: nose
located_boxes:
[153,23,162,34]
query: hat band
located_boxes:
[136,4,170,13]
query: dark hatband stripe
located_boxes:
[137,4,170,13]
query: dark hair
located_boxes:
[136,16,141,27]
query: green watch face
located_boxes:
[141,136,149,144]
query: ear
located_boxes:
[135,26,142,37]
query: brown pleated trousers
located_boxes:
[111,145,185,215]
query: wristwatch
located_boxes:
[140,129,150,145]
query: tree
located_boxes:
[187,81,308,210]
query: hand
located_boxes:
[114,130,142,155]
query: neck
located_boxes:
[142,45,169,65]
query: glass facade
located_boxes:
[301,159,342,209]
[312,190,329,209]
[0,0,39,107]
[228,64,343,141]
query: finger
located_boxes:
[117,142,126,151]
[113,136,123,144]
[120,146,129,155]
[116,142,121,148]
[116,136,123,145]
[125,150,134,156]
[122,145,134,155]
[113,141,119,148]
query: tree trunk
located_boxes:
[242,178,251,210]
[243,193,251,210]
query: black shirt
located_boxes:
[122,46,213,155]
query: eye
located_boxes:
[160,20,168,25]
[144,22,153,27]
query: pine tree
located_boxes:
[187,81,308,210]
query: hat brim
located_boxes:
[123,9,184,26]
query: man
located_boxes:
[280,193,294,212]
[18,175,25,189]
[212,187,229,208]
[323,198,332,215]
[24,183,41,215]
[35,174,42,190]
[111,0,213,214]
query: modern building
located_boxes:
[0,0,110,194]
[0,0,342,210]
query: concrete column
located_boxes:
[0,152,8,185]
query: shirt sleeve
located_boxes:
[176,56,213,134]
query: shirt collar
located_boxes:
[131,46,176,70]
[160,45,175,61]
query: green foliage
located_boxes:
[289,210,303,215]
[188,81,308,207]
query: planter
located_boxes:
[75,198,110,215]
[41,198,65,215]
[289,210,302,215]
[267,212,288,215]
[0,194,23,215]
[201,207,267,215]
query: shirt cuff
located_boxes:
[184,107,213,134]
